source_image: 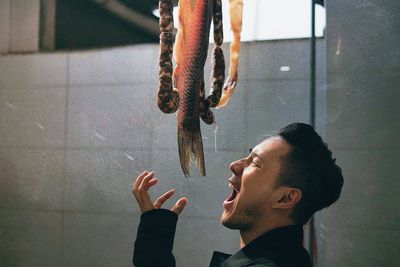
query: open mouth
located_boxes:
[223,182,239,211]
[224,181,239,208]
[226,186,238,202]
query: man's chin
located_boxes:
[221,212,237,229]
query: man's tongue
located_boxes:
[226,189,237,202]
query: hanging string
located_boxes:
[213,122,218,153]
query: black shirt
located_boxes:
[133,209,311,267]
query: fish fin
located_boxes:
[178,127,206,177]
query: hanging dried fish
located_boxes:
[157,0,241,177]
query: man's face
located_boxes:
[221,136,291,231]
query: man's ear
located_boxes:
[272,187,302,209]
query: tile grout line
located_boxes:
[7,0,11,52]
[60,52,70,267]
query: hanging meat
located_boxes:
[217,0,243,108]
[157,0,242,177]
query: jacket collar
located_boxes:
[211,225,304,267]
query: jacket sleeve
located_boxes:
[133,209,178,267]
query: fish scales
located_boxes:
[177,0,212,176]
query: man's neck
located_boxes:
[239,220,295,248]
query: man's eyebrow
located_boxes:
[251,151,263,161]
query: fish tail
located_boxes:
[178,127,206,177]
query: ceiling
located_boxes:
[54,0,324,50]
[55,0,164,50]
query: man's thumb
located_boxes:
[171,197,188,215]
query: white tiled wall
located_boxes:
[0,40,319,266]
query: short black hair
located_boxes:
[277,122,344,225]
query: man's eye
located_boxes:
[251,162,258,166]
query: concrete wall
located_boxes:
[323,0,400,266]
[0,39,321,267]
[0,0,40,53]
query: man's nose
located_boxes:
[230,159,245,175]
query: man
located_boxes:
[131,123,344,267]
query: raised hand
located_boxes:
[132,171,188,215]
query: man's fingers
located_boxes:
[148,178,158,188]
[141,178,158,197]
[132,171,187,216]
[137,172,155,192]
[133,170,148,192]
[153,189,175,209]
[171,197,188,215]
[132,172,157,213]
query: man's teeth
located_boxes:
[229,183,238,191]
[226,181,240,202]
[227,188,237,202]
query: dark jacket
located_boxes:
[133,209,311,267]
